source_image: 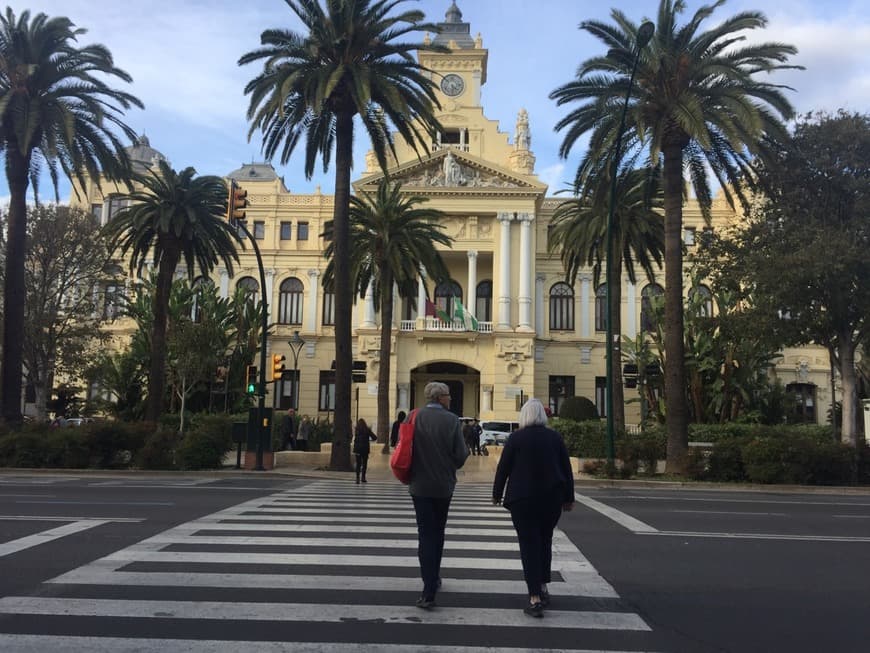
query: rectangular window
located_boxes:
[683,227,696,246]
[298,221,309,241]
[319,370,336,411]
[548,375,575,417]
[91,203,103,225]
[595,376,607,418]
[254,221,265,240]
[322,291,335,326]
[103,284,123,320]
[280,222,293,240]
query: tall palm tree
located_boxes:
[239,0,444,471]
[0,9,142,424]
[549,165,664,433]
[323,180,451,452]
[550,0,799,472]
[104,161,242,423]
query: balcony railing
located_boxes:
[399,318,492,333]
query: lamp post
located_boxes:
[605,20,655,473]
[288,330,305,410]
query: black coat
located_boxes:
[353,426,377,455]
[492,424,574,507]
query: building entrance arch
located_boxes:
[410,361,480,418]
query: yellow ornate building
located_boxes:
[70,3,832,428]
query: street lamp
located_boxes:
[605,20,655,473]
[288,330,305,410]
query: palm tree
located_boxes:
[239,0,444,471]
[323,180,451,452]
[549,165,664,433]
[550,0,800,472]
[0,9,142,424]
[104,161,242,423]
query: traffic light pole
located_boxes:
[234,216,269,471]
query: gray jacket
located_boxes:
[409,403,468,498]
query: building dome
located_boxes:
[125,134,167,171]
[226,162,279,182]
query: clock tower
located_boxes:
[420,1,488,110]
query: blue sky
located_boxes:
[3,0,868,204]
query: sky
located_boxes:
[2,0,868,204]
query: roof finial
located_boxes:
[445,1,462,23]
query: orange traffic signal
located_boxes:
[229,182,248,221]
[271,353,286,382]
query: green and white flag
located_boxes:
[453,298,479,331]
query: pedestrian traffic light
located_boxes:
[246,365,257,395]
[229,182,248,221]
[271,353,285,382]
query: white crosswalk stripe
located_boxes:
[0,479,659,652]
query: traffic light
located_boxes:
[229,182,248,221]
[245,365,257,395]
[271,353,285,382]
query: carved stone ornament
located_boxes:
[397,156,527,189]
[496,338,533,359]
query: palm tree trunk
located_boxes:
[329,110,354,471]
[662,144,688,474]
[145,252,178,423]
[610,261,625,433]
[1,147,32,425]
[378,271,395,454]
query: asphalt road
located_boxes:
[0,471,868,652]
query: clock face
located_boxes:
[440,73,465,97]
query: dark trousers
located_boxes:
[354,453,368,480]
[509,490,563,596]
[412,495,452,597]
[296,439,307,452]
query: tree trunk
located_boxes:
[1,147,32,426]
[839,333,859,446]
[145,250,178,423]
[328,111,354,471]
[379,271,395,454]
[662,144,688,474]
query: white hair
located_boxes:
[424,381,450,403]
[519,398,548,429]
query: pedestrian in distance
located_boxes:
[492,397,575,618]
[390,410,407,448]
[462,419,476,455]
[297,415,312,452]
[353,418,377,484]
[279,407,297,450]
[408,381,469,609]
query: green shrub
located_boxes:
[134,427,180,470]
[552,418,607,458]
[81,421,150,468]
[177,414,234,470]
[0,431,48,467]
[619,431,666,477]
[558,396,598,422]
[43,428,91,469]
[706,437,751,482]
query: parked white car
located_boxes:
[480,420,519,446]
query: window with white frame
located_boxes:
[278,277,304,325]
[549,282,574,331]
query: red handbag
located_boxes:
[390,409,417,484]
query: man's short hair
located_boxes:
[424,381,450,403]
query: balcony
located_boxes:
[400,318,493,334]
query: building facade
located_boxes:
[69,2,833,428]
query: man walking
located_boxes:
[279,407,297,450]
[408,381,468,609]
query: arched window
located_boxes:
[278,277,304,325]
[435,280,462,318]
[641,283,664,332]
[322,289,335,326]
[549,282,574,331]
[236,276,259,307]
[476,280,492,323]
[688,285,713,318]
[594,284,608,332]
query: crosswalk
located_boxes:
[0,479,657,652]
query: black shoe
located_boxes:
[416,595,436,609]
[524,601,544,618]
[361,478,367,483]
[540,589,550,607]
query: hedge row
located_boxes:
[0,414,236,471]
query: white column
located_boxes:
[467,250,478,316]
[580,273,591,338]
[626,281,637,339]
[398,383,410,412]
[265,269,275,322]
[362,280,377,328]
[307,269,320,333]
[482,386,493,413]
[535,274,545,338]
[219,268,229,299]
[517,213,533,332]
[392,283,400,328]
[497,212,513,329]
[416,273,427,328]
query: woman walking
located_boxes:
[353,418,377,484]
[492,398,575,617]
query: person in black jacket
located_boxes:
[492,398,574,618]
[353,418,377,484]
[389,410,407,448]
